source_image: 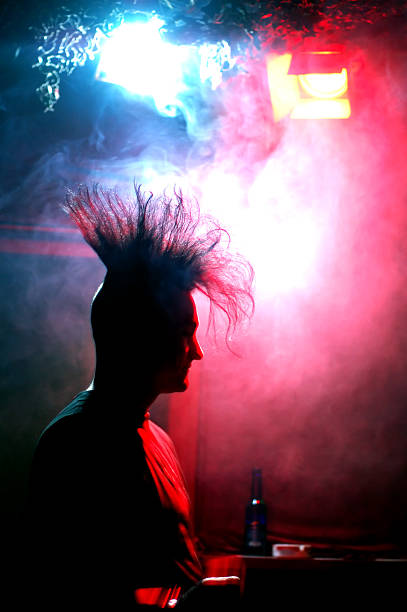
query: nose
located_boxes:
[191,335,204,361]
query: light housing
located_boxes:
[267,51,351,120]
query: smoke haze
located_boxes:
[1,10,407,552]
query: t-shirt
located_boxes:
[23,390,202,610]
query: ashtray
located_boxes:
[272,544,312,558]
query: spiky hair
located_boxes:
[64,183,254,337]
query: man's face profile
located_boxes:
[154,290,203,394]
[68,183,253,404]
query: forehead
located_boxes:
[167,289,198,327]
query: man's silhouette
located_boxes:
[23,184,253,610]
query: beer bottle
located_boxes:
[243,468,268,555]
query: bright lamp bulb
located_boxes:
[96,17,190,115]
[298,69,348,99]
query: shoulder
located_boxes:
[35,391,93,458]
[147,419,176,451]
[42,390,92,434]
[145,420,185,473]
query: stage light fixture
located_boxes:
[267,51,351,120]
[95,17,234,115]
[95,16,190,116]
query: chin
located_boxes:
[174,378,189,392]
[162,377,189,394]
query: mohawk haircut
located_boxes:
[64,183,254,339]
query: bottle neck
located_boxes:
[251,468,263,500]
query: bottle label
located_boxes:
[246,522,263,547]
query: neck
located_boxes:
[90,362,159,416]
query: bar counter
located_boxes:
[203,552,407,608]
